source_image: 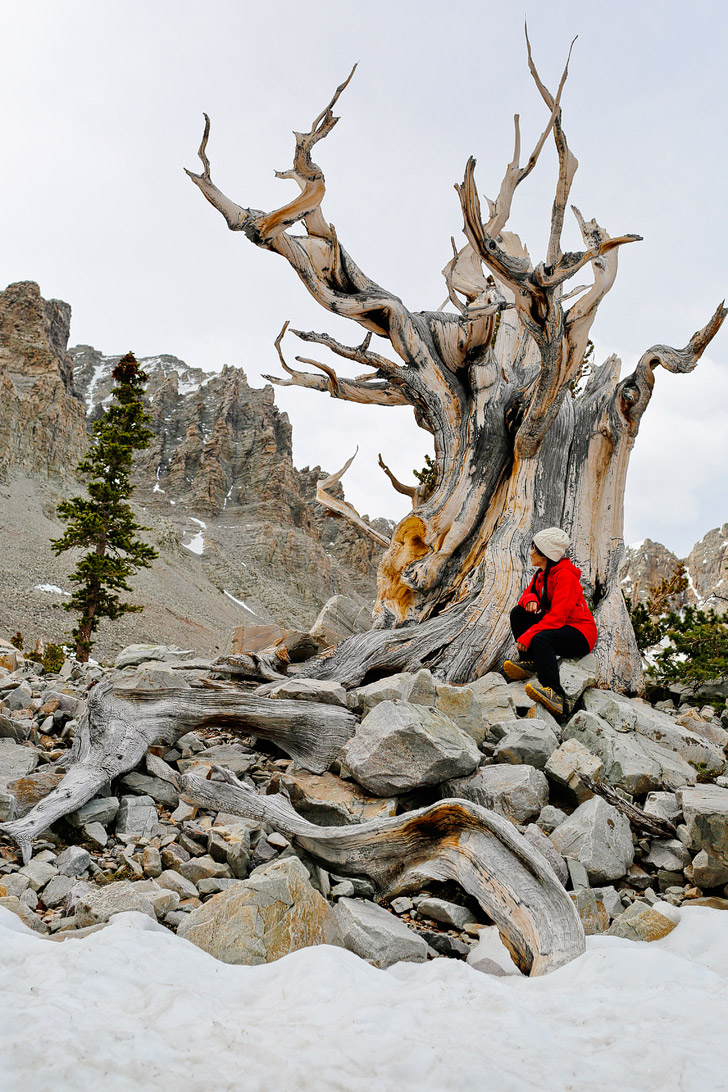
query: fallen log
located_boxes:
[575,773,678,837]
[179,765,586,976]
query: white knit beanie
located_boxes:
[533,527,570,562]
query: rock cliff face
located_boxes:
[621,528,728,615]
[0,281,389,659]
[0,282,86,480]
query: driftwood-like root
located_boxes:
[0,680,357,862]
[179,766,586,976]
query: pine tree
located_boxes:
[51,352,159,661]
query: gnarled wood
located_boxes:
[187,35,726,691]
[179,766,586,976]
[0,678,357,862]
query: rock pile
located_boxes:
[1,635,727,974]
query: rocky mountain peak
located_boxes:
[0,281,86,479]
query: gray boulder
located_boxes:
[178,856,341,965]
[340,700,480,796]
[114,644,196,670]
[493,721,559,770]
[177,745,256,777]
[334,897,428,968]
[559,655,598,707]
[54,845,91,878]
[643,792,682,825]
[678,784,728,865]
[467,673,517,725]
[68,796,120,828]
[261,678,348,707]
[115,795,158,838]
[550,796,634,883]
[544,738,605,801]
[689,850,728,888]
[0,739,38,795]
[347,673,414,716]
[442,764,548,824]
[416,897,477,930]
[644,838,691,872]
[583,689,724,776]
[73,880,178,926]
[119,772,179,809]
[563,710,695,794]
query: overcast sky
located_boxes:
[2,0,726,557]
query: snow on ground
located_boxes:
[223,589,258,616]
[33,584,70,596]
[1,907,727,1092]
[182,530,204,555]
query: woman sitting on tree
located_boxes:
[503,528,597,717]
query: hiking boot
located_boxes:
[525,682,564,716]
[502,659,537,681]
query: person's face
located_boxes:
[530,543,547,568]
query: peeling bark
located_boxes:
[179,766,586,976]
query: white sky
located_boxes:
[1,0,726,557]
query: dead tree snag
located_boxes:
[186,39,726,692]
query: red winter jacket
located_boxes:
[517,557,597,651]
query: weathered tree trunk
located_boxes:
[178,765,586,976]
[185,39,725,694]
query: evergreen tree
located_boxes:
[51,352,158,661]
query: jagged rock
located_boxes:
[688,850,728,889]
[340,700,481,796]
[537,805,568,834]
[559,655,599,707]
[620,539,686,610]
[643,792,682,825]
[0,281,87,480]
[55,846,91,878]
[0,740,38,804]
[114,644,196,670]
[19,858,58,891]
[178,856,341,965]
[41,875,75,909]
[333,897,428,968]
[569,889,609,934]
[73,880,178,927]
[685,524,728,614]
[523,824,569,886]
[114,663,190,692]
[675,710,728,751]
[644,839,691,872]
[347,674,414,715]
[269,769,397,826]
[583,689,724,776]
[544,738,605,801]
[420,930,470,958]
[119,772,179,810]
[261,678,348,707]
[550,796,634,884]
[157,870,199,901]
[67,796,120,828]
[115,795,158,839]
[591,886,623,920]
[467,673,517,724]
[142,847,162,878]
[607,901,678,941]
[466,925,521,976]
[177,745,256,777]
[563,710,695,795]
[679,784,728,864]
[493,721,559,770]
[178,855,230,884]
[6,767,66,818]
[442,765,548,825]
[416,897,477,930]
[309,595,372,648]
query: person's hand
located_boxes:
[516,640,527,653]
[524,601,538,613]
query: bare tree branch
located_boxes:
[316,451,392,547]
[378,453,416,498]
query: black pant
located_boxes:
[510,605,590,697]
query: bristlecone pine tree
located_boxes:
[51,353,158,662]
[186,39,726,693]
